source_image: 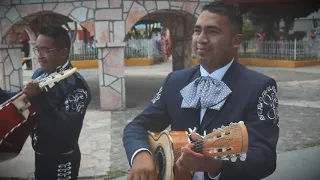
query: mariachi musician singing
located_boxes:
[0,25,91,180]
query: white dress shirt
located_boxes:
[193,59,234,180]
[130,59,234,180]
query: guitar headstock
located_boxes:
[37,67,77,91]
[199,121,248,162]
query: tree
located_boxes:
[246,8,282,40]
[242,17,258,40]
[131,29,143,39]
[244,5,319,40]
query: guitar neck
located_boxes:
[9,76,45,101]
[0,67,76,109]
[2,72,60,105]
[190,122,248,158]
[194,140,204,154]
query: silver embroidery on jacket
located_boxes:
[65,88,88,114]
[57,162,72,180]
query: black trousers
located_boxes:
[34,148,81,180]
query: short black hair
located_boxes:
[38,25,71,56]
[202,1,243,34]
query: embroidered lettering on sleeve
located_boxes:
[257,86,279,125]
[151,87,163,104]
[65,88,88,114]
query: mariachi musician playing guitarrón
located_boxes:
[122,1,279,180]
[1,25,91,180]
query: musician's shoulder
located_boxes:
[247,68,272,81]
[31,68,44,79]
[166,65,199,82]
[240,67,276,95]
[74,71,86,80]
[65,71,91,93]
[75,72,89,86]
[173,65,199,76]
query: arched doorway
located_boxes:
[131,9,196,70]
[0,5,95,92]
[122,9,197,108]
[97,1,203,110]
[0,1,206,111]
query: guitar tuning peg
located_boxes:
[230,154,237,162]
[203,130,207,137]
[55,66,62,72]
[239,153,247,161]
[213,156,220,160]
[188,127,197,134]
[221,156,229,161]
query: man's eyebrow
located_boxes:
[194,25,222,32]
[205,25,222,32]
[35,46,50,48]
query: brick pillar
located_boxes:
[0,44,23,91]
[171,36,192,71]
[96,42,126,111]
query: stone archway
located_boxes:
[0,23,37,91]
[134,10,197,71]
[0,0,210,111]
[0,3,95,92]
[124,2,205,71]
[96,1,206,110]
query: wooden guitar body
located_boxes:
[147,130,192,180]
[0,98,37,162]
[147,121,249,180]
[0,67,77,162]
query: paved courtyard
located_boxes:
[1,60,320,179]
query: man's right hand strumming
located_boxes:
[127,151,157,180]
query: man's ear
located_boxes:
[61,48,69,58]
[232,34,244,48]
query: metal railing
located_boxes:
[124,39,166,59]
[69,39,167,60]
[69,40,98,60]
[238,39,320,60]
[69,39,320,61]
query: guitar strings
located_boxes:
[172,128,227,154]
[171,140,215,155]
[172,145,237,158]
[170,131,239,156]
[153,125,242,159]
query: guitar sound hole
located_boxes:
[155,146,166,180]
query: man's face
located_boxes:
[192,10,241,72]
[34,35,67,73]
